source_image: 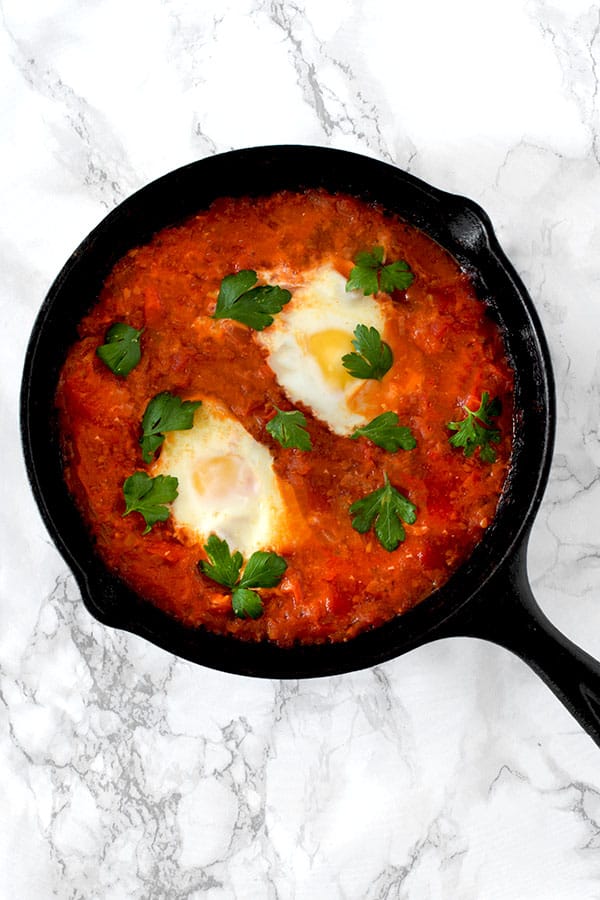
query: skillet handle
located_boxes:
[439,544,600,748]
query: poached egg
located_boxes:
[152,400,292,557]
[256,265,389,435]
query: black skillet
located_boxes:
[20,145,600,747]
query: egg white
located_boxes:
[152,401,290,557]
[256,265,387,435]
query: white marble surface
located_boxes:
[3,0,600,896]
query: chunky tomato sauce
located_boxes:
[56,190,514,645]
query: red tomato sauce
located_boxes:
[56,190,514,645]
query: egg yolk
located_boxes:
[192,455,258,501]
[304,329,354,390]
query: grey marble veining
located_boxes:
[4,0,600,897]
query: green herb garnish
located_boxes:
[212,270,291,331]
[346,247,414,296]
[199,534,243,588]
[349,473,417,551]
[447,392,501,463]
[199,535,287,619]
[350,412,416,452]
[122,471,178,534]
[139,392,202,463]
[96,322,143,376]
[266,407,312,450]
[342,324,393,381]
[231,588,264,619]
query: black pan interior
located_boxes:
[20,145,554,677]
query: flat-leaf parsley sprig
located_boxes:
[212,270,291,331]
[447,391,501,463]
[199,534,288,619]
[96,322,143,376]
[342,324,393,381]
[266,407,312,451]
[346,246,414,297]
[122,471,179,534]
[350,412,416,452]
[140,392,202,463]
[349,473,417,552]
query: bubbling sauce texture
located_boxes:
[56,190,514,645]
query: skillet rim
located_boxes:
[20,144,555,677]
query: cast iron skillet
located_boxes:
[21,145,600,747]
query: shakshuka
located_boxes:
[56,190,514,645]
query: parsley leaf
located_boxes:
[350,412,416,452]
[96,322,143,376]
[200,534,243,589]
[447,392,501,463]
[231,587,264,620]
[349,473,417,551]
[238,550,288,589]
[266,407,312,450]
[122,471,178,534]
[346,247,414,296]
[199,535,288,619]
[213,270,292,331]
[379,260,414,294]
[140,392,202,463]
[347,247,383,295]
[342,324,393,381]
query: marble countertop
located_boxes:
[4,0,600,896]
